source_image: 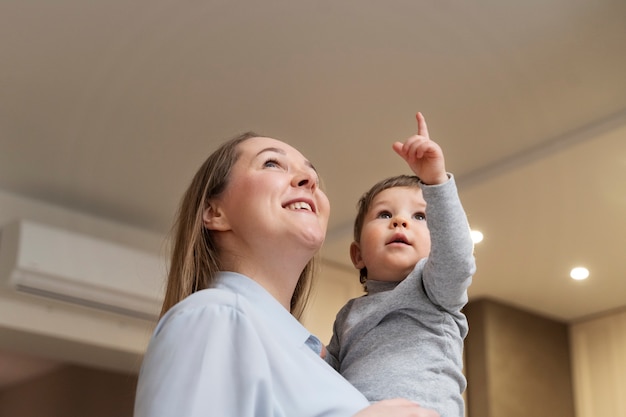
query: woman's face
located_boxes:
[210,136,330,255]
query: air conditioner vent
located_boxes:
[0,220,165,321]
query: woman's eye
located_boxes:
[414,212,426,221]
[377,211,392,219]
[263,159,281,168]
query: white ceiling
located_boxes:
[1,0,626,385]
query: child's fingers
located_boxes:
[398,136,432,160]
[392,141,405,157]
[392,140,419,162]
[416,112,430,139]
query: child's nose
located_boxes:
[392,217,408,228]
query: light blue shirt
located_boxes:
[134,272,370,417]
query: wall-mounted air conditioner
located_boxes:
[0,220,165,321]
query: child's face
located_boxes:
[351,186,431,282]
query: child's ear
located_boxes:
[350,241,365,269]
[202,202,231,231]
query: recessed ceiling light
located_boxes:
[570,267,589,281]
[470,230,483,244]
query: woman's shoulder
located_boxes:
[154,288,248,334]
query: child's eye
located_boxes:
[263,158,281,168]
[377,211,392,219]
[414,212,426,221]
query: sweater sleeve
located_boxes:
[325,300,352,371]
[134,303,275,417]
[420,175,476,312]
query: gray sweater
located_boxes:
[325,176,476,417]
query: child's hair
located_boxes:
[353,174,422,285]
[160,132,317,320]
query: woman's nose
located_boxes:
[292,169,318,190]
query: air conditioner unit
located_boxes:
[0,220,165,321]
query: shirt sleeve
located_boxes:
[325,323,341,371]
[135,302,275,417]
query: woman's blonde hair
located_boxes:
[160,132,316,319]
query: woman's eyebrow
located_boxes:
[256,147,318,173]
[256,147,286,157]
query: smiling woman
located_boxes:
[133,132,439,417]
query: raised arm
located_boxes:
[395,113,475,311]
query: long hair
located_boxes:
[353,174,421,285]
[160,132,316,320]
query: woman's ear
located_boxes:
[350,241,365,269]
[202,202,231,231]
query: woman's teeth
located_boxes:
[286,202,312,211]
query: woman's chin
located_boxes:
[297,229,326,251]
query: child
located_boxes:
[325,113,476,417]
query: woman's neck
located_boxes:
[220,251,310,311]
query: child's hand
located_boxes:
[392,112,448,185]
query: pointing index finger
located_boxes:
[416,112,430,139]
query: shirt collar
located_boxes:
[214,271,317,351]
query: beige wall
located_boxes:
[570,307,626,417]
[464,299,575,417]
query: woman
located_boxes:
[134,132,438,417]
